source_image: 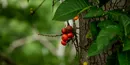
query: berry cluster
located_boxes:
[61,25,74,46]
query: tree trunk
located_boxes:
[78,0,128,65]
[79,12,109,65]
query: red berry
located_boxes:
[67,32,74,38]
[61,40,66,46]
[61,28,67,34]
[66,25,73,33]
[62,34,68,41]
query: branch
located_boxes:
[30,0,46,15]
[8,29,57,56]
[38,34,62,37]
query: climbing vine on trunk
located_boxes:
[34,0,130,65]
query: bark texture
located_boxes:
[79,0,128,65]
[79,12,109,65]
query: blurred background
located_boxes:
[0,0,78,65]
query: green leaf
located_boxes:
[120,15,130,36]
[123,38,130,51]
[53,0,89,21]
[108,11,130,36]
[88,42,100,56]
[78,6,92,14]
[89,21,99,40]
[84,6,105,19]
[88,25,121,57]
[107,11,121,21]
[106,52,119,65]
[118,51,130,65]
[126,25,130,36]
[97,20,116,29]
[96,25,120,50]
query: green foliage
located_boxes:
[84,6,105,18]
[106,52,119,65]
[107,11,130,36]
[27,0,29,2]
[0,0,76,65]
[88,25,121,56]
[89,21,99,39]
[12,41,44,65]
[123,38,130,51]
[87,42,99,56]
[118,51,130,65]
[1,0,130,65]
[97,20,116,29]
[53,0,89,21]
[53,0,130,65]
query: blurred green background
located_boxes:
[0,0,78,65]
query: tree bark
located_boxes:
[79,12,108,65]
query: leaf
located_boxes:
[96,25,121,50]
[78,6,92,14]
[123,38,130,51]
[107,11,121,21]
[89,21,99,40]
[88,42,100,56]
[126,25,130,36]
[97,20,116,29]
[118,51,130,65]
[53,0,89,21]
[88,25,121,57]
[106,52,119,65]
[84,6,105,19]
[107,11,130,36]
[120,15,130,36]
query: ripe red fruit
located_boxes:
[67,32,74,38]
[66,25,73,33]
[61,40,66,46]
[62,34,68,41]
[61,28,67,34]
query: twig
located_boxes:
[30,0,46,15]
[67,20,70,26]
[38,34,62,37]
[72,38,79,55]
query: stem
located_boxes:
[67,20,70,26]
[38,34,62,37]
[30,0,46,15]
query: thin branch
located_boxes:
[8,29,58,56]
[30,0,46,15]
[38,34,62,37]
[67,20,70,26]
